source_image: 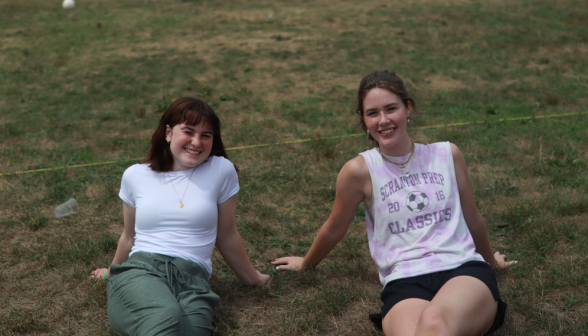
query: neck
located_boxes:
[172,163,196,172]
[379,138,413,157]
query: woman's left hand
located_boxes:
[494,251,518,270]
[271,256,304,271]
[90,268,109,279]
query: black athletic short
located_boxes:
[369,261,507,335]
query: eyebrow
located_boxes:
[365,102,400,112]
[180,126,213,134]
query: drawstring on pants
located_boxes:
[154,257,188,297]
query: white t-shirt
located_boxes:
[360,142,485,286]
[119,156,239,277]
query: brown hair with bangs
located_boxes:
[355,70,418,144]
[144,97,233,172]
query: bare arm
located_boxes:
[216,194,270,286]
[272,156,370,270]
[451,143,516,269]
[90,201,136,279]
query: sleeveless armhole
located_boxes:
[358,152,378,231]
[444,142,462,206]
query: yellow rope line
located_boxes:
[1,111,585,177]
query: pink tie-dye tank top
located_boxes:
[360,142,485,286]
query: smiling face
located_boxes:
[166,122,213,171]
[362,88,412,156]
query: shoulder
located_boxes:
[342,155,369,176]
[210,156,239,185]
[122,164,165,184]
[421,141,453,152]
[212,156,237,173]
[120,164,151,196]
[447,143,468,175]
[421,142,459,159]
[338,155,370,186]
[448,142,463,160]
[122,163,144,178]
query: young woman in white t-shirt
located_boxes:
[91,97,269,335]
[273,71,517,336]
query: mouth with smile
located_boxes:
[379,128,395,135]
[185,148,202,155]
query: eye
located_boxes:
[366,110,377,116]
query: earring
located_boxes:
[407,118,410,123]
[367,129,370,134]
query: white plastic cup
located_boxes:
[54,198,79,217]
[62,0,75,9]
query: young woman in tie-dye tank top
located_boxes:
[273,71,517,336]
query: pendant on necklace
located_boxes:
[179,203,184,208]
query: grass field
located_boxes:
[1,0,587,334]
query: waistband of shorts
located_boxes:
[127,251,209,280]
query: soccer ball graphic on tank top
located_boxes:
[406,191,430,213]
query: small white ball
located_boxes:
[62,0,75,10]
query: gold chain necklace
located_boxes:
[380,142,415,177]
[166,167,196,208]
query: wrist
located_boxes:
[300,258,312,270]
[241,274,262,287]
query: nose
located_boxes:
[191,135,201,147]
[378,111,389,124]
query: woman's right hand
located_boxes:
[494,251,518,270]
[90,268,109,279]
[271,256,304,271]
[256,270,271,286]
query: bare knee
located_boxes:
[416,305,449,336]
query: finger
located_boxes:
[272,258,290,265]
[262,274,271,285]
[506,260,518,267]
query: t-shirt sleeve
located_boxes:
[218,158,240,204]
[119,165,137,208]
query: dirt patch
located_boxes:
[426,74,467,91]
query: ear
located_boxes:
[165,125,172,143]
[406,101,412,119]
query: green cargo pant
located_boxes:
[107,252,219,336]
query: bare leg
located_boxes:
[382,298,429,336]
[382,276,497,336]
[414,276,497,336]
